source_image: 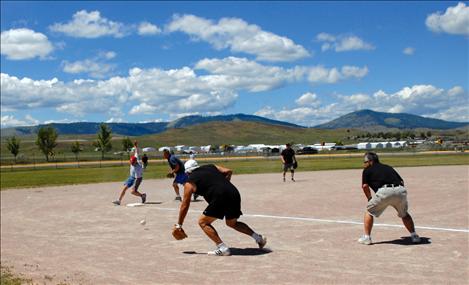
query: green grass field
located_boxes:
[1,153,467,189]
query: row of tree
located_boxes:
[356,131,432,140]
[5,123,134,163]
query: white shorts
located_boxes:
[367,185,409,218]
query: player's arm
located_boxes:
[172,161,180,174]
[215,164,233,181]
[362,184,372,201]
[177,182,195,225]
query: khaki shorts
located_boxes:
[367,185,409,218]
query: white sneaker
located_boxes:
[411,234,421,243]
[357,235,372,245]
[207,246,231,256]
[257,235,267,249]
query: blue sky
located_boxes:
[1,1,468,128]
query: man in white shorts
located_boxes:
[358,152,421,245]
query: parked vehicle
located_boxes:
[296,147,318,155]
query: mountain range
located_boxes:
[314,109,468,130]
[1,110,467,137]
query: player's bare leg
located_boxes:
[198,215,222,244]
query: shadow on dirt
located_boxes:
[373,236,431,246]
[183,248,272,256]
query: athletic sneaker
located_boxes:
[411,234,421,244]
[175,196,182,201]
[207,247,231,256]
[291,178,295,182]
[357,235,372,245]
[141,193,147,204]
[257,235,267,249]
[112,200,120,206]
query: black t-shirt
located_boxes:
[187,164,238,202]
[362,162,404,193]
[281,148,295,164]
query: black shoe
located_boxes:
[112,200,120,206]
[141,193,147,204]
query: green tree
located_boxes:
[6,136,21,163]
[71,141,83,161]
[36,126,58,162]
[122,136,133,152]
[93,123,112,159]
[426,131,432,138]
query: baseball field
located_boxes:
[1,165,468,284]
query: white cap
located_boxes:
[184,159,199,173]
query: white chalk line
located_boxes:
[153,207,469,233]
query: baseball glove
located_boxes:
[166,172,175,178]
[172,225,188,240]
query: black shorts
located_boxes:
[203,188,243,220]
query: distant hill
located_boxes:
[314,109,469,130]
[1,113,302,137]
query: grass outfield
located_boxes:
[1,153,467,190]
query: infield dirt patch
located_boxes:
[1,165,468,284]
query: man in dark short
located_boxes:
[163,149,187,201]
[174,163,267,256]
[358,151,421,245]
[280,143,297,182]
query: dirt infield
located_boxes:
[1,165,468,284]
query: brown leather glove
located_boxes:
[172,224,188,240]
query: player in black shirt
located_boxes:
[358,152,421,245]
[174,163,267,256]
[281,143,297,182]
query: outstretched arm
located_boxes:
[215,164,233,181]
[177,182,195,225]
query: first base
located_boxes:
[126,203,145,207]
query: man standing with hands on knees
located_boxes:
[358,151,421,245]
[172,162,267,256]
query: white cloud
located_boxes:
[1,114,39,128]
[1,28,54,60]
[138,21,161,35]
[307,65,368,84]
[196,57,367,89]
[316,33,375,52]
[166,14,310,62]
[295,92,320,107]
[129,102,158,115]
[62,59,115,78]
[106,117,124,123]
[1,56,370,121]
[403,47,415,55]
[49,10,128,38]
[426,2,469,36]
[255,85,468,126]
[62,51,117,78]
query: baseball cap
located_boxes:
[130,156,137,164]
[184,159,199,173]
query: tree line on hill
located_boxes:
[5,123,136,164]
[356,131,432,140]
